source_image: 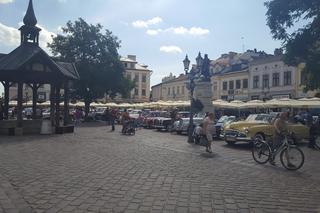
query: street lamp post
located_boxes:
[183,54,197,143]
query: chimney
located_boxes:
[128,55,136,61]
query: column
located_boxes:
[32,84,38,119]
[50,84,55,126]
[55,84,61,128]
[3,82,10,119]
[17,82,23,127]
[63,81,69,125]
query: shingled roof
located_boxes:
[0,43,79,81]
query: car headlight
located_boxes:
[244,128,249,134]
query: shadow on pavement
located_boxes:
[222,143,253,151]
[200,153,217,158]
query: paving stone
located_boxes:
[0,126,318,212]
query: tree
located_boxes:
[48,18,134,115]
[265,0,320,90]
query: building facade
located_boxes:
[151,74,189,101]
[120,55,152,103]
[212,66,249,101]
[151,50,318,102]
[248,55,297,100]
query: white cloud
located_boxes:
[189,27,210,36]
[0,22,56,53]
[0,22,20,46]
[0,0,14,4]
[146,26,210,37]
[160,45,182,54]
[146,29,162,35]
[132,17,162,28]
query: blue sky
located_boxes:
[0,0,283,94]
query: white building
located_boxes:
[212,64,249,101]
[249,55,297,100]
[120,55,152,103]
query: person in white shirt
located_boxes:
[203,112,215,153]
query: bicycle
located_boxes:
[252,134,305,170]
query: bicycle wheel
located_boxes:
[280,146,304,170]
[315,135,320,150]
[252,141,271,164]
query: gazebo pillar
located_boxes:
[63,81,70,125]
[17,82,23,128]
[32,84,38,119]
[55,84,61,128]
[50,84,55,126]
[2,81,10,119]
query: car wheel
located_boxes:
[226,141,235,145]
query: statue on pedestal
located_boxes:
[201,54,211,82]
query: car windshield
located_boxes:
[245,114,257,122]
[217,116,229,123]
[245,114,272,123]
[178,112,190,118]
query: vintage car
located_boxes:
[142,111,162,129]
[153,112,171,131]
[223,114,310,145]
[176,117,204,134]
[215,116,236,138]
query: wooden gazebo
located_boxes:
[0,0,79,135]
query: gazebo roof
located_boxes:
[0,0,79,83]
[0,43,79,83]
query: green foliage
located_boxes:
[48,18,134,110]
[265,0,320,90]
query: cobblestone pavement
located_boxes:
[0,124,319,213]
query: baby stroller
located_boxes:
[122,119,136,135]
[192,124,208,146]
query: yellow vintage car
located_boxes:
[223,114,310,145]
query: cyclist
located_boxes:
[271,112,294,167]
[121,109,130,134]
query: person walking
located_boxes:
[308,116,319,149]
[110,108,117,131]
[0,100,4,120]
[203,112,215,153]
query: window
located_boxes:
[253,76,259,88]
[142,75,147,83]
[182,86,185,94]
[172,87,175,96]
[229,81,234,90]
[134,74,139,82]
[130,63,135,69]
[272,73,280,87]
[142,89,146,96]
[177,86,180,94]
[284,71,292,86]
[243,79,248,89]
[168,88,170,95]
[263,74,269,88]
[134,88,138,96]
[223,81,227,91]
[301,71,307,85]
[126,74,131,79]
[236,80,241,89]
[124,63,128,68]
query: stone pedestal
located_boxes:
[194,81,214,114]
